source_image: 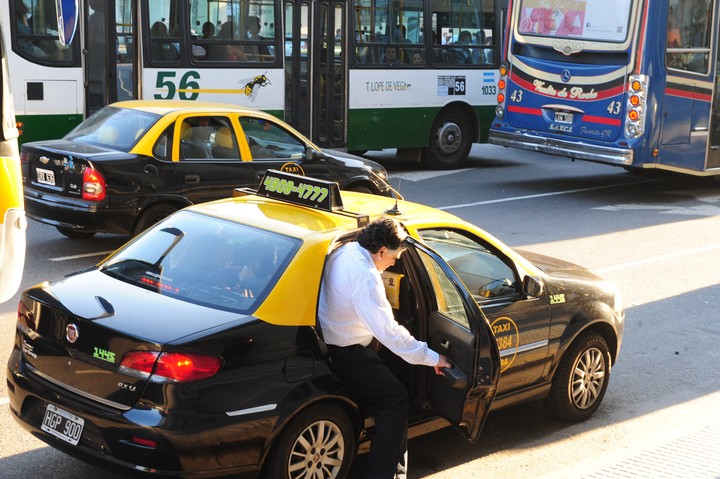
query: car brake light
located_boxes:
[120,351,221,382]
[17,300,36,333]
[82,166,106,201]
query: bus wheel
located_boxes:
[421,109,472,170]
[56,226,96,239]
[546,331,611,421]
[262,404,356,479]
[132,203,178,236]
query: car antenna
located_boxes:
[385,179,402,216]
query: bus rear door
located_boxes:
[661,0,718,172]
[284,0,347,149]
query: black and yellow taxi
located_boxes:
[20,100,392,238]
[7,171,624,478]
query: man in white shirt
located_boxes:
[318,217,450,479]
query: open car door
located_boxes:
[409,237,500,443]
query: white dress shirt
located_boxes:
[318,242,440,367]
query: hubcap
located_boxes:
[288,419,345,479]
[435,122,462,155]
[571,347,606,409]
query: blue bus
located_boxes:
[489,0,720,176]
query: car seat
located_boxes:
[212,126,239,159]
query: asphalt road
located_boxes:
[2,144,719,479]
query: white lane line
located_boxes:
[437,179,658,211]
[596,243,720,274]
[49,250,115,262]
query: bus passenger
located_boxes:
[411,50,424,65]
[245,15,270,60]
[383,46,401,65]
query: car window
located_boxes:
[238,117,306,160]
[416,248,470,328]
[420,229,519,302]
[100,210,301,314]
[179,116,239,160]
[66,106,160,152]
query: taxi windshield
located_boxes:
[101,211,301,314]
[517,0,633,43]
[65,106,160,152]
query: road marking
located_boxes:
[596,242,720,274]
[437,179,657,211]
[594,190,720,216]
[390,169,474,182]
[49,250,115,262]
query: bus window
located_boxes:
[431,0,495,66]
[666,0,712,74]
[11,0,74,64]
[354,0,425,65]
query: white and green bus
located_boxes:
[4,0,506,168]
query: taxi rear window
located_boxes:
[101,211,301,314]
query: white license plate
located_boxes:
[36,168,56,186]
[555,112,574,124]
[41,404,84,446]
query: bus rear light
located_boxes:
[82,166,106,201]
[625,74,648,138]
[499,65,508,76]
[498,79,506,90]
[497,93,505,104]
[495,105,505,119]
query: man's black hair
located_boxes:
[357,217,406,254]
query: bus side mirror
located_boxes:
[522,275,544,298]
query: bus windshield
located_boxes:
[517,0,632,43]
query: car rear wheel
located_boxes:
[421,109,473,170]
[547,331,611,421]
[263,404,356,479]
[132,203,179,236]
[56,226,96,239]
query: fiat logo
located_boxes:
[66,324,79,343]
[560,69,572,83]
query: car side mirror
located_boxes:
[522,275,544,298]
[307,148,326,161]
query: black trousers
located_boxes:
[328,344,408,479]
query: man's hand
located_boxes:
[434,354,451,375]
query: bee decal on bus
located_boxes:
[240,74,271,102]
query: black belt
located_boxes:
[328,338,382,353]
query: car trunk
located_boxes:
[21,141,113,198]
[20,269,243,410]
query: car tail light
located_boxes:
[17,300,36,333]
[120,351,221,382]
[82,166,106,201]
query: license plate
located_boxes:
[555,112,574,124]
[41,404,84,446]
[36,168,56,186]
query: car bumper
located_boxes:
[7,347,264,478]
[24,187,136,235]
[489,130,634,166]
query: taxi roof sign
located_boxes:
[256,169,344,211]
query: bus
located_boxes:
[489,0,720,176]
[4,0,507,169]
[0,6,26,303]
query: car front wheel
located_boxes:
[547,331,611,421]
[263,404,356,479]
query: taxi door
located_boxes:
[409,238,500,443]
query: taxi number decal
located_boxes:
[93,347,116,363]
[490,316,519,373]
[550,293,566,304]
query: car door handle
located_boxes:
[185,175,200,183]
